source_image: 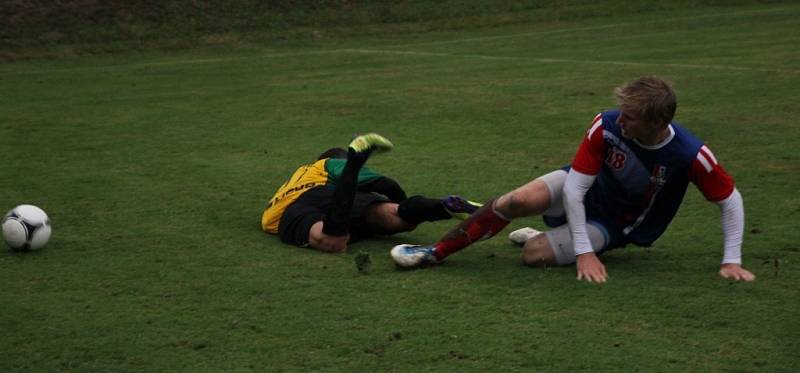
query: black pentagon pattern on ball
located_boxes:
[21,220,39,236]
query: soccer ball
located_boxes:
[2,204,52,251]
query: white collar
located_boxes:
[634,125,675,150]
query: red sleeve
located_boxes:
[571,113,606,175]
[690,145,735,202]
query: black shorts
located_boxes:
[278,185,390,247]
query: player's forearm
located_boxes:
[564,170,596,255]
[717,188,744,264]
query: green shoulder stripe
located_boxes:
[324,158,383,185]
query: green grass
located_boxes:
[3,0,779,60]
[2,3,800,372]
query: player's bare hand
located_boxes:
[316,234,349,253]
[308,222,349,253]
[576,252,608,283]
[719,263,755,281]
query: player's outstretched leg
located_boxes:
[395,195,481,225]
[322,133,393,237]
[391,198,511,268]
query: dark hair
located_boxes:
[614,76,677,127]
[317,147,348,160]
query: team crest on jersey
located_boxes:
[650,165,668,187]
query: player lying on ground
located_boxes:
[262,133,481,253]
[392,76,755,283]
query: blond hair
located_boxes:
[614,76,677,127]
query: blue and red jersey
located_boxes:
[570,110,735,247]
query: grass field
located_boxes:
[2,2,800,372]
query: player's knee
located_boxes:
[498,183,549,218]
[497,192,526,218]
[520,234,557,266]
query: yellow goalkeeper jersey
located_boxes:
[261,158,382,234]
[261,159,329,234]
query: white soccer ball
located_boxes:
[2,204,52,251]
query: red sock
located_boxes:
[433,200,510,260]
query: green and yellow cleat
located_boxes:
[349,133,394,154]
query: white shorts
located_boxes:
[536,169,611,266]
[536,169,567,218]
[544,223,610,265]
